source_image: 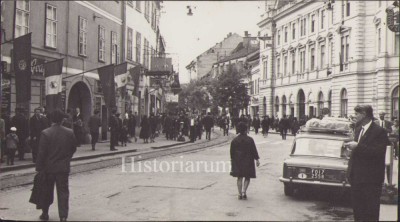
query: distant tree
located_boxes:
[209,65,249,117]
[178,79,211,114]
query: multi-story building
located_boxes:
[1,0,170,141]
[258,0,399,120]
[211,35,260,115]
[186,32,243,81]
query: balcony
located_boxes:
[146,57,173,77]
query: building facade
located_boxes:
[1,0,170,141]
[258,0,399,120]
[186,32,243,81]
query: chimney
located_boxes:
[244,31,248,37]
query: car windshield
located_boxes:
[292,138,345,158]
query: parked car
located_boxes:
[279,118,354,196]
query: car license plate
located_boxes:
[311,169,325,179]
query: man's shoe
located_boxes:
[110,148,118,151]
[39,213,49,220]
[60,217,67,221]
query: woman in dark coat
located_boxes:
[230,122,260,200]
[139,115,150,143]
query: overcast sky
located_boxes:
[160,1,264,84]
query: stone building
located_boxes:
[258,0,399,120]
[186,32,243,81]
[1,0,169,141]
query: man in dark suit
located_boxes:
[345,105,390,221]
[202,112,214,140]
[109,109,118,151]
[375,111,392,134]
[36,109,77,221]
[30,108,48,163]
[88,110,101,151]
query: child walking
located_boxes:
[6,127,19,165]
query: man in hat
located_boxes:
[30,108,48,163]
[375,112,393,134]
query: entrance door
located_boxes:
[309,106,314,118]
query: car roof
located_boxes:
[295,132,352,141]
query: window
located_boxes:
[78,16,87,56]
[311,14,315,33]
[151,2,155,29]
[395,33,399,55]
[98,26,106,62]
[284,27,288,43]
[282,96,287,115]
[111,31,119,64]
[300,50,305,72]
[263,60,268,79]
[292,23,296,40]
[291,51,296,74]
[346,0,350,17]
[321,10,325,29]
[45,4,57,48]
[15,0,30,38]
[284,55,288,76]
[277,30,281,45]
[144,1,150,22]
[277,57,281,77]
[341,35,349,70]
[318,92,324,116]
[392,86,399,119]
[310,47,315,71]
[127,28,133,60]
[328,91,332,115]
[136,32,141,63]
[329,40,333,66]
[143,38,148,68]
[136,1,141,12]
[275,96,280,113]
[301,18,306,36]
[320,45,325,68]
[378,28,381,53]
[340,89,348,117]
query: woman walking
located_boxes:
[139,115,150,143]
[230,122,260,200]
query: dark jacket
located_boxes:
[11,113,29,140]
[252,118,261,129]
[230,134,260,178]
[347,122,390,185]
[139,117,150,139]
[30,115,47,139]
[202,115,214,130]
[109,115,118,131]
[88,115,101,133]
[35,124,77,173]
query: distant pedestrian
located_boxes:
[345,105,390,221]
[62,109,73,129]
[6,127,19,165]
[202,112,214,140]
[30,108,48,163]
[230,122,260,200]
[149,113,157,143]
[128,112,137,142]
[279,115,289,140]
[34,109,77,221]
[139,115,151,143]
[0,116,5,163]
[11,108,28,160]
[116,113,122,146]
[88,110,101,150]
[109,109,119,151]
[72,108,83,147]
[252,116,260,135]
[261,115,270,137]
[120,115,129,146]
[291,117,300,135]
[189,115,196,143]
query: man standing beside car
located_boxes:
[345,105,390,221]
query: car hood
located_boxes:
[284,156,349,170]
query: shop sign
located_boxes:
[31,58,46,76]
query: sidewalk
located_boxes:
[0,134,197,173]
[380,156,398,221]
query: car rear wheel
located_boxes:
[284,183,294,196]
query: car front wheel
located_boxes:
[284,183,294,196]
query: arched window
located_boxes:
[318,92,324,117]
[298,89,306,118]
[328,90,332,116]
[275,96,280,115]
[263,96,267,116]
[392,86,399,120]
[340,88,348,117]
[282,95,287,116]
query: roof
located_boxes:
[215,45,259,64]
